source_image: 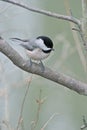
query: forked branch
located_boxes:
[1,0,80,25]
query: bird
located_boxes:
[10,36,54,71]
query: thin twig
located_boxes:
[1,0,80,25]
[35,89,42,126]
[31,89,46,130]
[41,113,59,130]
[16,76,32,130]
[2,120,12,130]
[64,0,87,72]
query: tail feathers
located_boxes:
[10,37,33,51]
[10,38,29,42]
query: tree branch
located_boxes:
[0,37,87,95]
[1,0,80,26]
[1,0,87,51]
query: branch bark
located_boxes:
[1,0,80,25]
[0,37,87,95]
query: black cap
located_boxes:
[37,36,53,49]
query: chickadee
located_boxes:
[11,36,54,71]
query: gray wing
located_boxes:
[10,38,37,51]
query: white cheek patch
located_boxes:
[35,39,51,51]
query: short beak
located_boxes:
[52,48,55,51]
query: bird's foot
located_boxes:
[30,59,32,67]
[39,60,45,72]
[28,59,45,72]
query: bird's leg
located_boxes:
[39,60,45,72]
[29,58,33,67]
[28,59,45,72]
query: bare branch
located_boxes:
[1,0,80,26]
[31,89,44,130]
[0,37,87,95]
[65,4,87,71]
[1,0,87,51]
[41,113,59,130]
[16,78,32,130]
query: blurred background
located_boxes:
[0,0,87,130]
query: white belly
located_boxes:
[26,48,50,60]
